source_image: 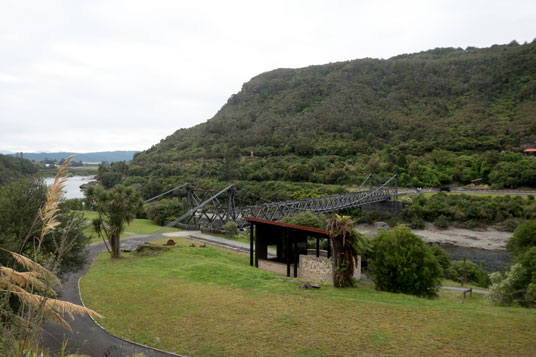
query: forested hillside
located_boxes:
[119,41,536,199]
[0,154,39,185]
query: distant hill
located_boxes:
[122,41,536,197]
[15,151,139,163]
[0,154,39,185]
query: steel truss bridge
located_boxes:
[145,174,399,230]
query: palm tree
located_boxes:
[85,185,142,258]
[326,214,368,288]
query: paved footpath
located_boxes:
[42,233,189,357]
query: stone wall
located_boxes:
[298,255,332,281]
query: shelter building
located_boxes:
[245,216,361,282]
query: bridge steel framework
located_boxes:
[153,174,399,230]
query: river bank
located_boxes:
[357,222,513,271]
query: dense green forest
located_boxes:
[111,41,536,198]
[0,154,39,185]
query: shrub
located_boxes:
[445,259,490,288]
[145,198,184,226]
[434,215,449,229]
[491,223,536,307]
[369,226,442,297]
[410,216,425,229]
[507,220,536,256]
[281,211,327,229]
[489,262,536,307]
[430,245,451,277]
[223,221,238,238]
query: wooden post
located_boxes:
[293,230,298,278]
[463,288,472,299]
[316,236,320,257]
[254,224,259,268]
[286,228,290,277]
[249,222,254,267]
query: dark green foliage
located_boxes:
[430,245,451,277]
[85,185,143,258]
[410,216,425,229]
[507,220,536,256]
[59,198,86,211]
[96,161,130,189]
[327,215,369,288]
[281,211,327,229]
[403,193,532,230]
[445,260,490,288]
[0,178,89,277]
[434,215,449,229]
[369,226,442,297]
[124,42,536,191]
[47,210,91,278]
[144,198,184,226]
[0,154,39,185]
[223,221,238,238]
[491,220,536,306]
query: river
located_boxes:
[44,175,95,199]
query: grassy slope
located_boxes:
[82,211,179,244]
[80,238,536,356]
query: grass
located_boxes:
[82,211,180,244]
[80,238,536,356]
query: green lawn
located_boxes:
[80,238,536,356]
[82,211,180,244]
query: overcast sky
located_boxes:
[1,0,535,153]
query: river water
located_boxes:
[44,175,95,199]
[439,244,511,272]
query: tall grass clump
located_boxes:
[0,156,101,356]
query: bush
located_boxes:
[501,217,523,232]
[489,262,536,307]
[369,226,442,297]
[281,211,327,229]
[507,220,536,256]
[223,221,238,238]
[145,197,184,226]
[59,198,85,211]
[434,215,449,229]
[489,225,536,306]
[445,259,490,288]
[430,245,451,277]
[410,216,425,229]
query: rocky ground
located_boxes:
[356,222,512,251]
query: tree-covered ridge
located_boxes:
[127,41,536,193]
[0,154,39,185]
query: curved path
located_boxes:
[42,234,188,357]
